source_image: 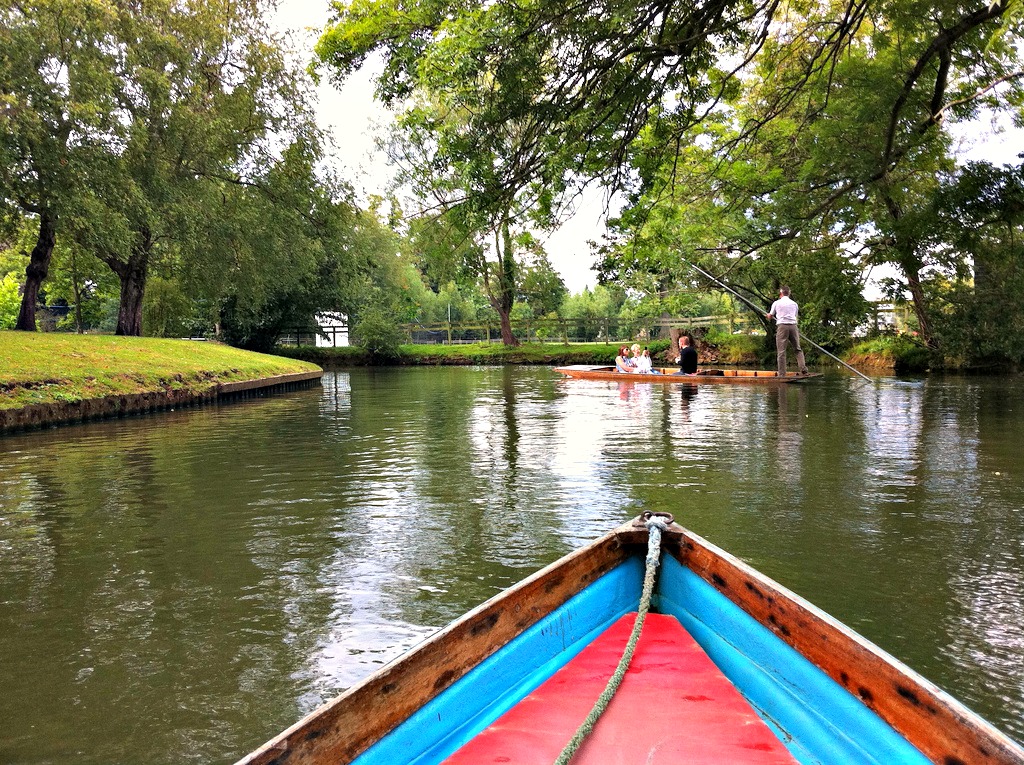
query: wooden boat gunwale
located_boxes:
[554,364,824,384]
[235,520,1024,765]
[235,527,641,765]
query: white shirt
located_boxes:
[768,295,799,324]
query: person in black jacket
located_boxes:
[674,334,698,375]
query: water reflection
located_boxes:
[0,368,1022,764]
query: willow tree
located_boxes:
[0,0,121,331]
[73,0,320,336]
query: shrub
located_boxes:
[0,274,21,330]
[353,307,407,360]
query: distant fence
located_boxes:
[402,314,752,345]
[278,325,349,348]
[277,303,913,348]
[865,303,915,334]
[278,314,750,347]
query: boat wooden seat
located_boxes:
[443,612,798,764]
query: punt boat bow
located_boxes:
[236,515,1024,765]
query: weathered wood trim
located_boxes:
[217,371,323,395]
[235,526,641,765]
[665,529,1024,765]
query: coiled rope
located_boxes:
[553,512,672,765]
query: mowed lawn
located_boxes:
[0,332,320,410]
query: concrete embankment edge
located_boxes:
[0,370,323,435]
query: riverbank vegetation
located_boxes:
[3,0,1023,372]
[276,333,807,369]
[277,340,672,367]
[0,332,318,410]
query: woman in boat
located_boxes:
[629,344,642,370]
[635,348,660,374]
[615,346,632,372]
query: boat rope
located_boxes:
[553,512,672,765]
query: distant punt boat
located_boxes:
[554,364,823,383]
[236,515,1024,765]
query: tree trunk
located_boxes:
[658,311,672,339]
[880,186,937,350]
[902,263,937,349]
[115,263,147,336]
[15,209,58,331]
[497,309,517,345]
[484,218,520,347]
[103,227,151,337]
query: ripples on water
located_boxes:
[1,367,1022,763]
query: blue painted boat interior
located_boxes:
[352,553,931,765]
[656,555,931,765]
[352,557,645,765]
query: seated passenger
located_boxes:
[629,344,642,372]
[615,346,632,372]
[639,348,661,374]
[673,334,699,375]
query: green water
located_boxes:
[1,366,1022,763]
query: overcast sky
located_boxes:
[273,0,1024,297]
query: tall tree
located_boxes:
[67,0,320,336]
[517,251,568,318]
[926,161,1024,364]
[0,0,120,330]
[211,137,369,352]
[599,0,1023,349]
[409,211,525,345]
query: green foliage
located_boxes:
[416,280,493,324]
[0,274,20,329]
[0,222,30,279]
[517,252,567,317]
[560,285,626,322]
[352,306,407,360]
[44,240,119,332]
[846,336,931,372]
[2,0,362,339]
[703,329,765,365]
[143,277,194,339]
[919,162,1024,367]
[560,285,627,341]
[594,0,1021,358]
[314,0,764,226]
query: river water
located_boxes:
[1,366,1022,763]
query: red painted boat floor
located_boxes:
[442,613,799,765]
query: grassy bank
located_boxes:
[279,333,898,372]
[276,336,772,366]
[0,332,321,411]
[844,335,931,372]
[276,340,676,366]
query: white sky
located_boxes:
[274,0,1024,298]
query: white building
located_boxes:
[315,312,349,347]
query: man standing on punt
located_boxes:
[766,286,808,377]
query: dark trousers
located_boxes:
[776,324,807,375]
